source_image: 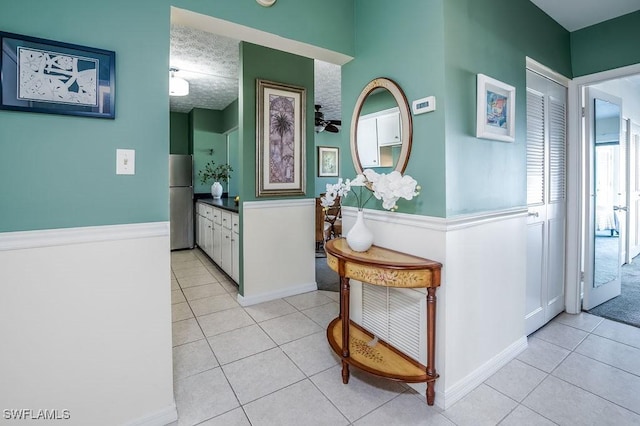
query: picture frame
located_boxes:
[476,73,515,142]
[318,146,339,177]
[256,78,306,197]
[0,31,115,119]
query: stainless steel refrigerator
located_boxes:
[170,154,194,250]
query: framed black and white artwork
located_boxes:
[0,31,115,119]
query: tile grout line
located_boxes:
[539,314,640,419]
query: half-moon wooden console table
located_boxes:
[324,237,442,405]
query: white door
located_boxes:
[525,70,567,335]
[627,121,640,260]
[583,88,623,310]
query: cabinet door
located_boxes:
[212,208,222,226]
[196,214,203,248]
[377,111,401,146]
[213,222,222,265]
[231,229,239,282]
[221,227,232,275]
[221,211,232,230]
[357,116,379,167]
[204,218,214,258]
[231,212,240,282]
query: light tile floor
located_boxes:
[170,249,640,425]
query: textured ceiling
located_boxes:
[169,24,342,123]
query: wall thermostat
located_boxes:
[412,96,436,115]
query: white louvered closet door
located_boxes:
[525,70,567,335]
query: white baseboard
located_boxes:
[440,336,528,409]
[123,404,177,426]
[237,281,318,306]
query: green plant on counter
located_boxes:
[198,161,233,184]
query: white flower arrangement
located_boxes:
[321,169,420,211]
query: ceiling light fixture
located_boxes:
[169,68,189,97]
[256,0,276,6]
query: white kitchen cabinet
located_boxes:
[231,214,240,282]
[220,211,233,276]
[212,208,222,265]
[196,203,214,258]
[376,110,401,146]
[195,201,240,283]
[356,107,401,168]
[221,227,232,275]
[203,217,213,258]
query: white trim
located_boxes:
[573,63,640,85]
[566,79,583,314]
[237,281,317,306]
[526,57,570,87]
[242,198,314,210]
[341,206,526,232]
[123,404,177,426]
[0,222,170,251]
[440,336,528,409]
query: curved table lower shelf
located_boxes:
[327,318,438,384]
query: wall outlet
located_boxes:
[116,149,135,175]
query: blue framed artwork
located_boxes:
[0,31,115,119]
[476,73,515,142]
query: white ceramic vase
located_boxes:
[211,182,223,199]
[346,210,374,252]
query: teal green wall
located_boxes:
[0,0,354,233]
[5,0,637,233]
[227,129,240,198]
[191,107,224,133]
[345,0,572,217]
[0,0,169,232]
[571,11,640,77]
[442,0,571,216]
[345,0,447,216]
[314,131,343,195]
[222,99,239,132]
[191,108,228,194]
[170,112,190,154]
[239,42,315,202]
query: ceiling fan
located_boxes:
[315,104,341,133]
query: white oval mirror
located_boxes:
[350,77,412,175]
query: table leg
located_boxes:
[426,287,437,405]
[340,275,350,384]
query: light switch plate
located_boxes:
[116,149,135,175]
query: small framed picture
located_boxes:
[318,146,339,177]
[0,31,115,119]
[476,73,515,142]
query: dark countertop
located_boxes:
[197,197,239,213]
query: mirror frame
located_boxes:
[350,77,413,175]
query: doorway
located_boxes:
[566,64,640,328]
